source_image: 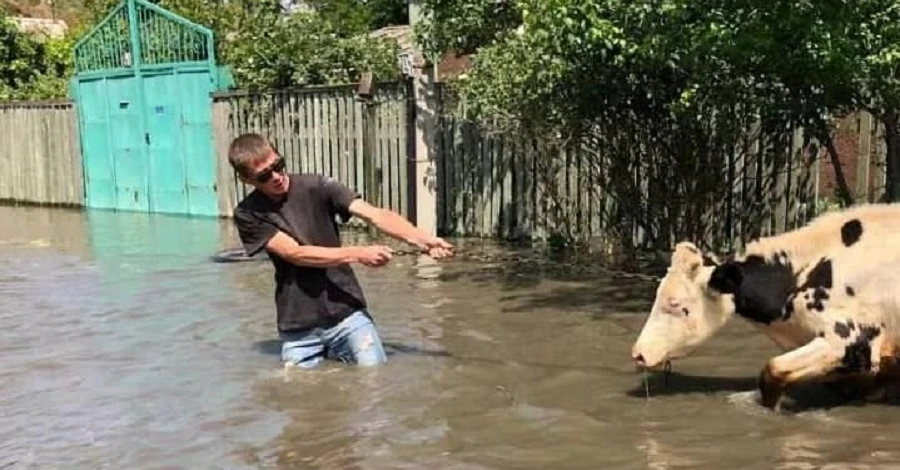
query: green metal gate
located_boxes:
[70,0,232,216]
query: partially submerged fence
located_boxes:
[434,87,831,252]
[208,82,865,252]
[436,119,816,252]
[0,101,83,207]
[0,80,886,253]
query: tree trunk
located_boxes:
[813,117,854,207]
[883,110,900,202]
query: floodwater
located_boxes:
[3,206,900,469]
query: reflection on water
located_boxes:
[2,205,900,469]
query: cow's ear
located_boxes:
[708,262,743,294]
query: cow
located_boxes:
[630,202,900,411]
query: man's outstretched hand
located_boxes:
[352,238,454,268]
[420,237,454,259]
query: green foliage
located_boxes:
[208,4,401,89]
[366,0,409,31]
[421,0,900,134]
[154,0,405,88]
[417,0,900,248]
[418,0,900,235]
[416,0,520,59]
[0,8,74,100]
[155,0,402,88]
[1,0,406,100]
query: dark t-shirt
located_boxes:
[233,173,368,333]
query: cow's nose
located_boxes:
[633,352,646,367]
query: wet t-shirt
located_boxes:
[233,173,367,333]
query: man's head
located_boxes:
[228,133,289,198]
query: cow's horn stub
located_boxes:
[671,242,703,276]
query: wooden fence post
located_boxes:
[409,67,438,236]
[361,96,381,212]
[405,76,418,225]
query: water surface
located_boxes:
[1,205,899,469]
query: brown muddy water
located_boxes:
[3,205,900,469]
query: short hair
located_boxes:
[228,133,274,176]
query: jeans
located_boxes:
[279,310,387,368]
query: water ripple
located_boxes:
[2,207,900,469]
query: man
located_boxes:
[227,133,453,368]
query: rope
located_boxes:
[210,244,665,283]
[390,248,665,283]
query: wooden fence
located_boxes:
[208,81,837,251]
[211,83,410,225]
[1,81,886,253]
[0,101,83,207]
[434,88,833,252]
[435,118,818,252]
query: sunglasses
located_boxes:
[252,157,287,184]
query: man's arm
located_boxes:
[348,199,431,248]
[320,175,453,257]
[234,206,391,268]
[265,231,360,267]
[266,231,393,268]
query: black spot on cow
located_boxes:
[834,322,852,339]
[708,263,743,294]
[860,325,880,339]
[799,258,833,291]
[805,287,830,312]
[840,342,873,374]
[710,255,796,324]
[837,325,882,375]
[848,320,856,331]
[682,308,690,316]
[846,285,856,296]
[818,331,825,338]
[840,219,863,247]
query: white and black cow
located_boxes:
[631,202,900,410]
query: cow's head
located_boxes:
[631,242,737,369]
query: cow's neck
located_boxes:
[721,243,821,323]
[730,246,828,350]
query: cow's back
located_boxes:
[744,203,900,268]
[787,205,900,336]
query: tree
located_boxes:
[0,0,406,99]
[156,0,402,88]
[421,0,900,206]
[415,0,520,60]
[0,7,73,100]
